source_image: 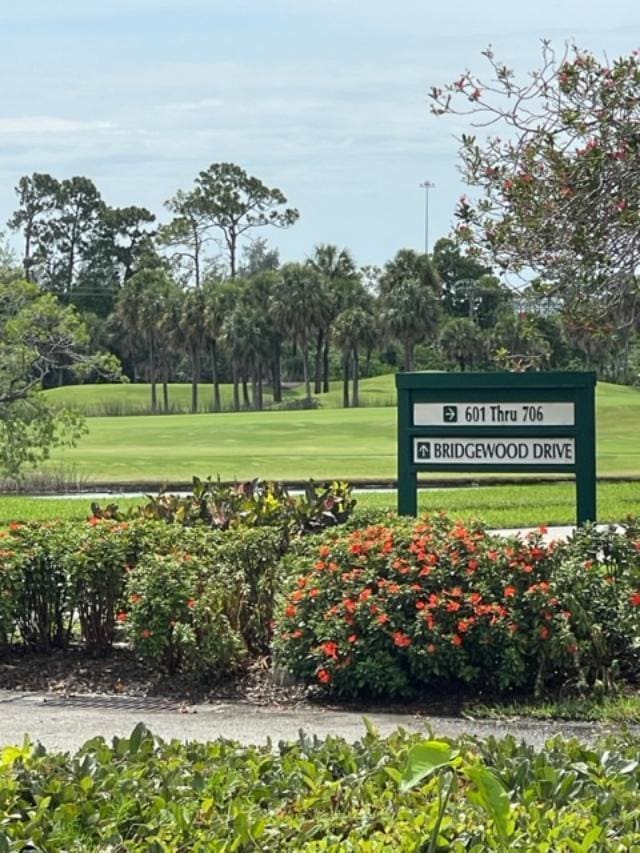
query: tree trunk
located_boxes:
[257,363,263,410]
[251,367,258,410]
[272,359,282,403]
[232,362,240,411]
[322,337,330,393]
[162,363,169,412]
[273,342,282,403]
[149,336,158,413]
[211,339,221,412]
[242,373,250,408]
[302,345,311,401]
[314,329,323,394]
[352,348,360,407]
[342,353,350,408]
[191,347,200,413]
[403,341,414,372]
[229,233,237,279]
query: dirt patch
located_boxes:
[0,647,478,715]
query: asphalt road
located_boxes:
[0,690,632,753]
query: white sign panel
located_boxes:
[413,437,575,466]
[414,402,574,427]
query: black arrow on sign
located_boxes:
[417,441,431,459]
[443,405,458,423]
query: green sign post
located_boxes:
[396,371,597,526]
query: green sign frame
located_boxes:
[396,371,597,526]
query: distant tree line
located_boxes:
[4,161,638,416]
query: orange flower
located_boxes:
[393,631,412,648]
[321,641,339,658]
[141,628,153,639]
[319,545,331,558]
[187,599,196,609]
[285,605,297,618]
[309,588,319,599]
[291,629,303,639]
[8,522,22,531]
[317,668,332,684]
[347,634,357,643]
[88,516,101,527]
[427,644,436,654]
[451,634,463,647]
[377,613,389,625]
[129,593,141,605]
[446,601,461,613]
[630,592,640,607]
[116,611,127,623]
[358,589,373,602]
[539,626,550,640]
[504,586,517,598]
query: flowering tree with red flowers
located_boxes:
[430,42,640,374]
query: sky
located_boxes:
[1,0,639,269]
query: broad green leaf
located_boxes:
[399,740,458,792]
[466,764,513,843]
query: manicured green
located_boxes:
[38,381,640,483]
[43,374,399,415]
[1,481,639,527]
[44,381,294,416]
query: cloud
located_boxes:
[0,116,115,135]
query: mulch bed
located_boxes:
[0,647,471,716]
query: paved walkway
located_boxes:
[0,690,633,752]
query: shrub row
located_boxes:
[275,514,640,696]
[2,725,640,849]
[0,519,285,678]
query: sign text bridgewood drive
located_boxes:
[396,372,596,526]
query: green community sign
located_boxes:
[396,372,597,526]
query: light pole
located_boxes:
[419,180,435,255]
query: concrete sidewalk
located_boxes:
[0,690,632,752]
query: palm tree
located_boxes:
[333,306,376,407]
[381,278,440,371]
[440,318,487,371]
[308,244,361,392]
[273,263,324,401]
[177,288,207,413]
[115,269,177,411]
[202,279,224,412]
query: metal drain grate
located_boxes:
[1,693,181,711]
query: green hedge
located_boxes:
[275,515,640,697]
[1,726,640,849]
[0,519,285,678]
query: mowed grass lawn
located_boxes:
[1,482,639,528]
[42,374,398,416]
[43,380,640,483]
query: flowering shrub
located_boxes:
[0,522,75,651]
[275,514,640,697]
[0,517,283,675]
[121,527,286,675]
[123,553,245,677]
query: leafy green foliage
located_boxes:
[0,278,120,478]
[275,514,640,697]
[0,518,285,670]
[1,727,640,849]
[91,477,357,536]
